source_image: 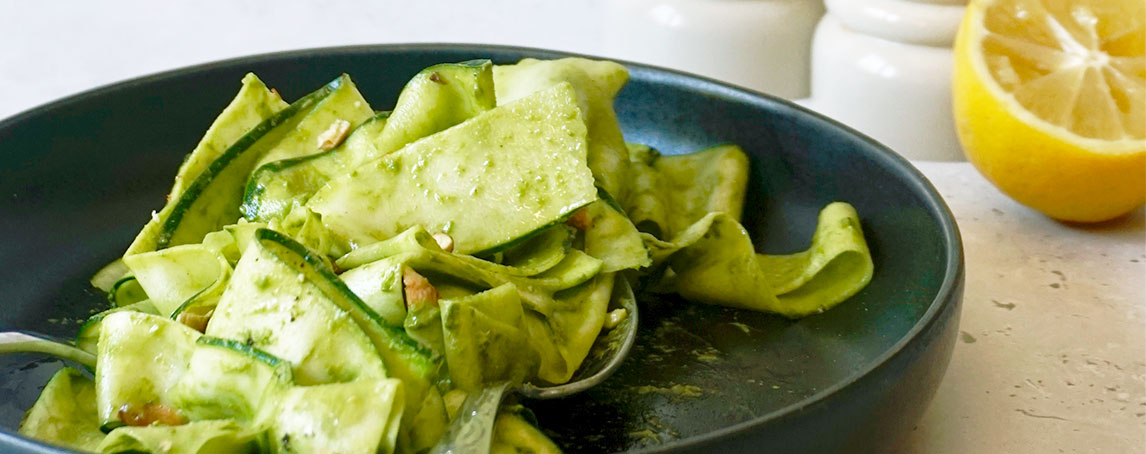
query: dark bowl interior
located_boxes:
[0,44,963,454]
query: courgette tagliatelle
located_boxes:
[14,58,873,454]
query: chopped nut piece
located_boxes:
[603,308,628,329]
[118,402,188,427]
[316,119,352,150]
[176,309,212,333]
[403,267,439,310]
[566,208,593,230]
[432,232,454,252]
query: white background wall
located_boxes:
[0,0,603,119]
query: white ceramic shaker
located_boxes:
[601,0,826,99]
[804,0,968,161]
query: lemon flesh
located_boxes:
[954,0,1145,222]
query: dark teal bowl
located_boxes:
[0,44,963,454]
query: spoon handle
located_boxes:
[0,331,96,368]
[430,382,510,454]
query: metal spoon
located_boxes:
[0,331,96,368]
[430,275,639,454]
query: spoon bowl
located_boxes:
[431,276,639,453]
[520,274,639,400]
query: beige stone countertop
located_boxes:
[898,162,1145,453]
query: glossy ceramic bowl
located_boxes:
[0,44,963,454]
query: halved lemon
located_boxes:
[953,0,1145,223]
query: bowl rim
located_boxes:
[0,43,964,454]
